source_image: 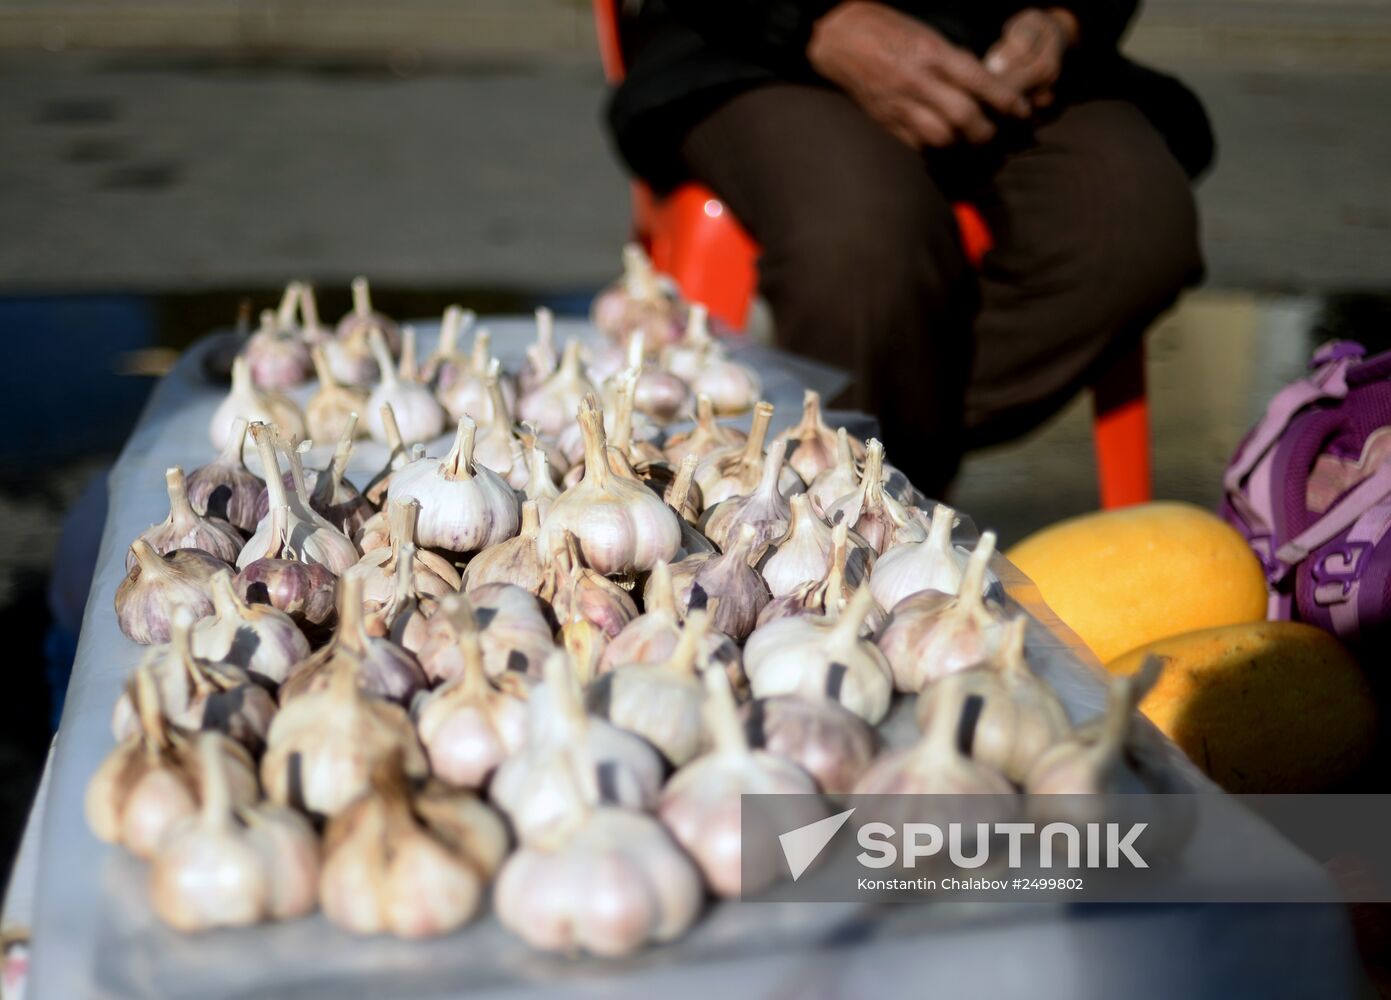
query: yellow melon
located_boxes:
[1106,621,1376,792]
[1005,501,1268,664]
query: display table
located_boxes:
[10,318,1363,999]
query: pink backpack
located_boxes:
[1221,340,1391,645]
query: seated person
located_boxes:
[608,0,1213,495]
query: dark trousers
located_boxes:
[678,83,1203,496]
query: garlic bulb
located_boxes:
[130,467,243,570]
[702,443,794,553]
[518,306,558,394]
[598,559,740,679]
[658,664,822,897]
[306,417,376,537]
[916,617,1069,784]
[413,599,529,788]
[335,275,401,351]
[853,673,1017,798]
[807,427,861,516]
[420,304,475,388]
[745,586,893,724]
[184,417,264,533]
[675,524,769,641]
[660,301,715,382]
[244,308,312,390]
[363,542,438,654]
[517,338,596,438]
[870,503,968,613]
[113,608,278,752]
[262,652,428,817]
[523,443,561,521]
[824,440,922,555]
[365,327,445,446]
[490,652,663,843]
[150,733,320,931]
[232,506,338,636]
[619,332,688,424]
[354,499,460,608]
[363,402,409,506]
[664,393,746,466]
[321,765,507,938]
[470,367,528,487]
[590,243,682,346]
[769,390,863,483]
[87,667,258,860]
[460,499,546,595]
[419,587,554,684]
[116,541,222,645]
[190,569,308,685]
[877,531,1002,692]
[280,570,428,706]
[495,741,702,957]
[237,424,359,573]
[757,520,875,627]
[757,493,836,598]
[741,694,877,797]
[694,402,803,505]
[387,416,520,556]
[537,398,680,577]
[301,282,375,385]
[306,345,369,445]
[1025,658,1160,796]
[587,610,710,767]
[210,356,306,455]
[692,352,761,416]
[539,532,640,681]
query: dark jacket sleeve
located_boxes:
[1062,0,1141,50]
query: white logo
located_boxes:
[779,808,856,881]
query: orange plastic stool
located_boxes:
[593,0,1151,509]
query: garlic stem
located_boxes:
[959,531,997,611]
[666,609,706,678]
[541,650,587,734]
[611,370,639,452]
[669,454,698,514]
[351,276,371,318]
[286,440,316,508]
[380,403,405,460]
[576,398,611,489]
[559,338,583,381]
[740,402,774,469]
[927,502,953,551]
[129,538,164,576]
[368,329,397,388]
[301,283,322,330]
[828,585,875,647]
[400,326,420,381]
[535,307,554,353]
[519,499,541,536]
[686,303,710,345]
[197,733,231,830]
[335,571,370,656]
[310,345,338,388]
[439,305,464,356]
[440,417,478,482]
[329,414,358,483]
[388,498,421,560]
[250,423,290,510]
[276,282,301,330]
[485,369,512,426]
[166,467,197,527]
[996,617,1029,681]
[218,417,251,468]
[471,328,493,374]
[701,656,748,756]
[647,559,677,615]
[134,666,170,757]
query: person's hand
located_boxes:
[983,8,1078,109]
[808,1,1031,150]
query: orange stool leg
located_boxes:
[1091,339,1152,509]
[649,185,758,331]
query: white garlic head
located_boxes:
[518,338,598,438]
[320,767,508,938]
[538,397,680,577]
[658,663,823,897]
[387,416,520,556]
[423,586,555,684]
[757,492,836,598]
[262,655,429,818]
[740,694,878,797]
[150,734,320,931]
[745,586,893,724]
[461,500,547,596]
[365,327,446,446]
[210,356,306,457]
[870,503,968,613]
[306,345,370,446]
[664,393,746,466]
[807,426,863,516]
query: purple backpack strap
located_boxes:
[1271,460,1391,581]
[1223,341,1362,534]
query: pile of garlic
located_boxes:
[95,265,1176,957]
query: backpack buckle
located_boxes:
[1309,541,1372,605]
